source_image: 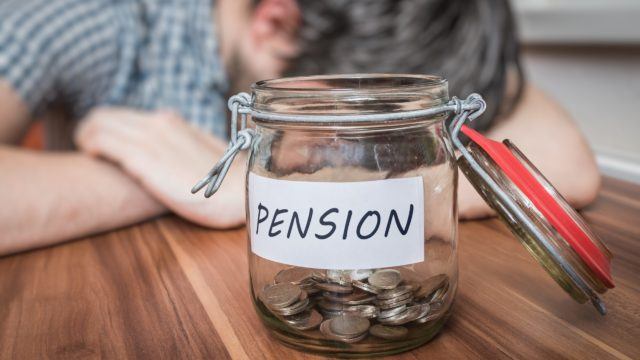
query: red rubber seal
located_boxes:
[462,125,614,288]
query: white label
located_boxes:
[248,173,424,269]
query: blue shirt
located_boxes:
[0,0,229,139]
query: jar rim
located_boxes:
[250,74,450,124]
[252,73,447,94]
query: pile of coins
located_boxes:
[259,267,449,343]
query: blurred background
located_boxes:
[18,0,640,184]
[513,0,640,183]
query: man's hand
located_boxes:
[75,108,246,228]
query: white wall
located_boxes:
[523,46,640,184]
[513,0,640,183]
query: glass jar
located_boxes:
[246,74,457,357]
[192,73,614,358]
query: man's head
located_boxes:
[216,0,302,94]
[221,0,523,127]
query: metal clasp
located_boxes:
[192,92,486,198]
[191,92,255,197]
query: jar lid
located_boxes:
[455,124,614,314]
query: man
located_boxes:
[0,0,600,255]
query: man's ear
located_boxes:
[250,0,300,54]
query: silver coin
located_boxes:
[261,283,302,309]
[323,290,375,305]
[349,269,375,281]
[378,297,413,310]
[316,282,353,294]
[300,280,321,295]
[329,315,370,337]
[284,309,323,330]
[377,285,414,300]
[319,308,344,319]
[375,293,413,309]
[326,269,373,283]
[414,311,440,324]
[343,305,378,319]
[377,312,408,325]
[368,269,402,290]
[351,280,382,294]
[427,280,450,303]
[318,298,347,312]
[414,301,444,324]
[272,297,310,316]
[320,320,368,343]
[378,304,429,326]
[378,305,407,319]
[369,324,409,340]
[274,267,316,285]
[414,303,431,319]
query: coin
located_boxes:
[427,280,450,303]
[375,294,413,310]
[350,269,374,281]
[272,297,310,316]
[322,290,375,305]
[262,266,450,343]
[379,304,429,326]
[284,309,323,330]
[414,274,448,299]
[368,269,402,290]
[275,267,317,285]
[414,311,440,324]
[318,298,347,312]
[329,315,370,337]
[429,300,444,313]
[343,305,378,319]
[300,279,320,295]
[415,300,444,324]
[327,269,373,283]
[352,280,382,294]
[261,283,302,309]
[319,308,344,319]
[377,285,413,300]
[378,305,407,319]
[320,320,368,343]
[316,282,353,294]
[369,324,409,340]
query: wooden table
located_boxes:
[1,177,639,359]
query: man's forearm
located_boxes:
[0,146,166,255]
[458,85,600,219]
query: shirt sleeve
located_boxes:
[0,0,117,115]
[0,0,61,113]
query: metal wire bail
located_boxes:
[191,92,486,198]
[191,92,254,198]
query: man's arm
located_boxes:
[458,85,601,219]
[0,81,166,256]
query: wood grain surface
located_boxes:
[1,177,638,359]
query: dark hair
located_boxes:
[287,0,524,131]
